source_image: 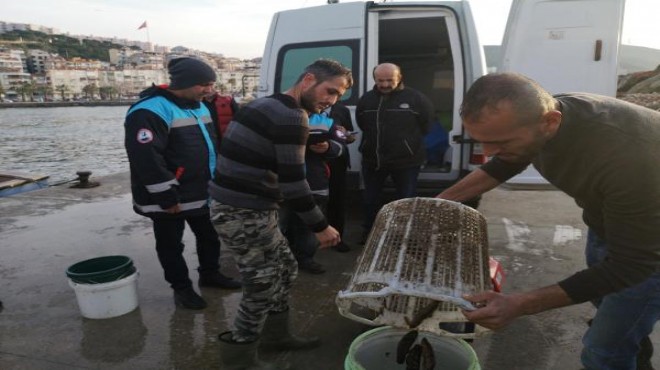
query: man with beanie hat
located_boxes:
[124,57,240,310]
[168,57,217,90]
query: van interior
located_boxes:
[376,12,458,184]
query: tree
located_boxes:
[17,81,35,102]
[82,83,98,99]
[37,84,54,101]
[56,84,69,101]
[99,85,118,100]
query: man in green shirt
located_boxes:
[438,73,660,370]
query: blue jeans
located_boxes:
[361,165,420,230]
[278,195,328,264]
[581,229,660,370]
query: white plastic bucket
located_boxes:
[69,271,139,319]
[345,326,480,370]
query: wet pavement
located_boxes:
[0,172,658,370]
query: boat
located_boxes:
[0,171,50,197]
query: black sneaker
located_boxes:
[333,242,351,253]
[173,287,207,310]
[199,272,241,289]
[298,261,326,274]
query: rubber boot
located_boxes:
[218,331,282,370]
[260,310,321,351]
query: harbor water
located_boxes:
[0,106,129,184]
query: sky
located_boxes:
[2,0,659,59]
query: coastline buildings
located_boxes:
[0,21,261,102]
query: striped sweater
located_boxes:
[208,93,328,232]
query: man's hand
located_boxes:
[309,141,329,153]
[315,225,341,249]
[165,204,181,214]
[461,285,574,330]
[460,291,525,330]
[335,125,356,143]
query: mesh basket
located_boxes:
[336,197,491,338]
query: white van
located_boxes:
[257,0,625,195]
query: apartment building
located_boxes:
[0,48,30,100]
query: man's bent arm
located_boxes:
[436,168,501,202]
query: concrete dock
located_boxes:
[0,172,657,369]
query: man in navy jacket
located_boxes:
[124,57,240,310]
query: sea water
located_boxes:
[0,106,129,184]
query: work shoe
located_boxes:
[333,242,351,253]
[298,260,326,274]
[173,287,207,310]
[199,272,241,289]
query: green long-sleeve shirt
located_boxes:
[482,93,660,303]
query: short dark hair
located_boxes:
[460,73,555,126]
[295,59,353,89]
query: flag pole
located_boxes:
[138,21,151,51]
[146,25,151,50]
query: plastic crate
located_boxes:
[336,197,491,338]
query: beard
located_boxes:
[299,87,319,113]
[501,131,547,163]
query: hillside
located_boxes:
[484,44,660,74]
[482,44,660,111]
[0,30,138,62]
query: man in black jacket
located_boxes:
[356,63,434,241]
[124,57,240,310]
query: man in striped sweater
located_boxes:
[209,59,353,369]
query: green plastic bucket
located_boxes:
[345,326,480,370]
[66,255,135,284]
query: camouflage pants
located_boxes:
[209,199,298,342]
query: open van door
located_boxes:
[259,1,487,192]
[366,2,486,192]
[499,0,626,187]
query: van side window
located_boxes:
[275,40,360,105]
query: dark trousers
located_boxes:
[361,165,420,231]
[278,195,328,264]
[152,214,220,290]
[327,156,349,237]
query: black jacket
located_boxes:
[328,103,355,169]
[356,84,433,169]
[124,87,217,219]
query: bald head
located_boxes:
[373,63,402,94]
[460,72,556,127]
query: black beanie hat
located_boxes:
[168,57,216,90]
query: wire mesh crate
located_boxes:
[336,197,491,338]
